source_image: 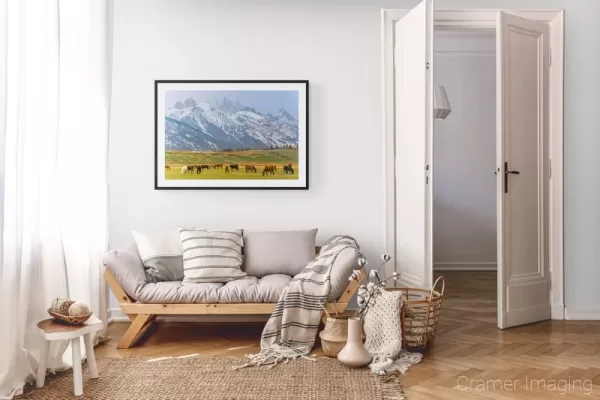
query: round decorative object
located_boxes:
[337,317,372,368]
[51,298,75,315]
[51,298,66,310]
[68,302,90,316]
[319,315,349,357]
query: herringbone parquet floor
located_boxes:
[98,271,600,399]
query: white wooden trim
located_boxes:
[381,9,408,282]
[434,262,497,271]
[565,308,600,321]
[382,9,564,318]
[552,303,565,319]
[425,0,434,289]
[435,50,494,57]
[434,10,564,27]
[548,10,565,321]
[496,14,505,327]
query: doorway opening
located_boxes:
[432,27,497,319]
[382,6,564,329]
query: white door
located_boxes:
[497,12,551,328]
[394,0,434,288]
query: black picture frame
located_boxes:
[154,80,309,190]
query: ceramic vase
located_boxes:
[337,316,372,368]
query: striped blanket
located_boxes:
[238,235,360,368]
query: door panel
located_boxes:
[394,0,434,288]
[497,12,550,328]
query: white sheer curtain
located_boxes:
[0,0,112,398]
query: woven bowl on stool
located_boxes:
[47,309,93,325]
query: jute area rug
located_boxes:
[19,356,406,400]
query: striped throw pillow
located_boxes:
[179,228,247,284]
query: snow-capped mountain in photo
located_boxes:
[164,96,299,151]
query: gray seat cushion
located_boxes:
[104,244,360,304]
[134,274,291,304]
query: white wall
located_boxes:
[433,31,497,270]
[108,0,400,311]
[110,0,600,318]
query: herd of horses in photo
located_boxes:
[166,163,295,176]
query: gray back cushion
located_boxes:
[243,229,318,277]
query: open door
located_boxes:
[497,12,551,328]
[394,0,434,288]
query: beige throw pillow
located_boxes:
[242,229,318,277]
[179,228,246,284]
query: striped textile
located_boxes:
[179,228,247,284]
[237,235,361,368]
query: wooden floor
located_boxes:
[98,271,600,399]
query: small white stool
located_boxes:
[37,316,104,397]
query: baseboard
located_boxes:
[565,307,600,320]
[551,303,565,320]
[434,261,497,271]
[108,307,271,323]
[108,308,127,323]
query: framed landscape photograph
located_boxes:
[155,80,308,189]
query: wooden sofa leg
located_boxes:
[117,314,156,349]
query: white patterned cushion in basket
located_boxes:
[179,228,247,284]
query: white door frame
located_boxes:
[382,9,565,320]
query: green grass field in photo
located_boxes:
[165,149,299,180]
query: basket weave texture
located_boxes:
[47,308,92,325]
[319,315,349,357]
[386,276,445,353]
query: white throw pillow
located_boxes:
[131,230,184,282]
[179,228,247,284]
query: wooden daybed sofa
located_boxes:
[104,245,363,349]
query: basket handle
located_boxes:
[430,276,445,298]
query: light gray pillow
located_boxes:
[131,230,184,282]
[243,229,318,277]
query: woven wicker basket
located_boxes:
[386,276,445,353]
[47,309,93,325]
[319,315,349,357]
